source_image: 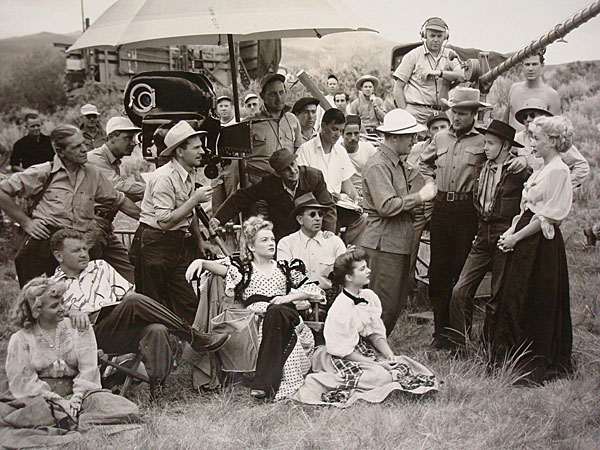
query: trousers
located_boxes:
[129,224,199,325]
[363,246,410,335]
[94,292,196,381]
[429,198,478,340]
[448,221,510,345]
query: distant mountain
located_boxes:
[0,32,77,63]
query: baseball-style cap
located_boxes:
[244,93,259,104]
[424,17,448,32]
[425,111,450,128]
[216,95,232,105]
[80,104,99,116]
[260,73,286,93]
[106,116,141,135]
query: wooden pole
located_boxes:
[227,34,246,189]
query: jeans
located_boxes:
[129,224,199,325]
[363,246,410,335]
[448,221,510,345]
[429,199,478,340]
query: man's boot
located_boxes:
[189,329,230,354]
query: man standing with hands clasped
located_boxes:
[362,109,438,335]
[130,120,214,324]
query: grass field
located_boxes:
[0,55,599,448]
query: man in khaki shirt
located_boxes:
[420,88,526,348]
[0,124,140,287]
[87,116,144,283]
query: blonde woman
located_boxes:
[186,216,325,401]
[3,277,138,444]
[494,116,574,383]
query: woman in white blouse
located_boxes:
[293,249,438,407]
[3,277,138,446]
[494,116,574,384]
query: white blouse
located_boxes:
[512,155,573,239]
[6,320,101,401]
[324,289,387,358]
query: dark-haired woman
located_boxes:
[292,249,438,407]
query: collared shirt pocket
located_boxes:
[435,146,449,168]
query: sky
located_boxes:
[1,0,599,64]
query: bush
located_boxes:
[0,47,67,114]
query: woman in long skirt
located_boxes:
[494,115,574,383]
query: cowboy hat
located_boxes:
[475,119,524,148]
[289,193,329,218]
[376,108,426,134]
[355,75,379,91]
[515,98,553,125]
[442,87,491,110]
[160,120,207,157]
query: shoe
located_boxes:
[190,330,230,353]
[584,227,597,246]
[250,389,266,399]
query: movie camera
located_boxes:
[123,71,253,179]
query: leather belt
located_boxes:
[436,191,472,202]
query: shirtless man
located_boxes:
[504,52,561,131]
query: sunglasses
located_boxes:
[306,210,325,218]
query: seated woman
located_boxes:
[292,250,438,407]
[493,116,574,383]
[2,277,139,446]
[186,216,325,401]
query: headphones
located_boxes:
[420,17,450,41]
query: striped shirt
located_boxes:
[53,260,133,313]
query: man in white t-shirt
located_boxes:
[340,115,377,196]
[297,109,365,245]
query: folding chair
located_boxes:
[97,350,150,396]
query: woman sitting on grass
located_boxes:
[494,115,574,384]
[292,249,438,407]
[185,216,325,401]
[1,277,139,447]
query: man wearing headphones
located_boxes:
[393,17,464,124]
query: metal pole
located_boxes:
[227,34,246,188]
[480,0,600,86]
[80,0,86,32]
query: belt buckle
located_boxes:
[446,191,456,202]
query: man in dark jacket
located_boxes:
[447,120,531,347]
[210,148,336,241]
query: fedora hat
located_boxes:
[160,120,207,157]
[289,193,328,218]
[442,87,491,110]
[269,148,298,172]
[475,119,524,148]
[355,75,379,91]
[376,108,426,134]
[515,98,553,125]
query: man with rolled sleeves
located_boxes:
[247,73,303,185]
[87,116,145,282]
[211,148,336,241]
[129,121,213,324]
[420,87,527,348]
[393,17,464,124]
[362,109,437,334]
[0,124,140,287]
[348,75,385,133]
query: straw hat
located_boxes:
[160,120,207,157]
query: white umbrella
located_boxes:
[68,0,378,184]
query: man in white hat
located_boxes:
[348,75,385,133]
[392,17,464,124]
[87,116,145,282]
[504,52,561,131]
[130,120,213,324]
[80,103,106,149]
[244,93,261,117]
[362,109,437,334]
[420,87,527,348]
[216,96,236,126]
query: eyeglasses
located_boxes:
[306,210,325,218]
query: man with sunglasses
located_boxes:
[87,116,145,283]
[277,193,346,288]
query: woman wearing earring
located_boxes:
[494,116,574,383]
[186,216,325,401]
[293,249,438,407]
[3,277,139,446]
